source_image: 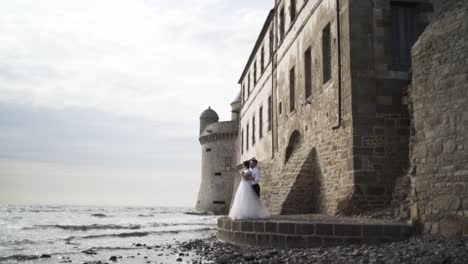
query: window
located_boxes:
[268,96,272,131]
[241,129,244,154]
[322,23,332,84]
[259,106,263,139]
[254,61,257,85]
[304,47,312,99]
[248,73,251,94]
[261,46,265,72]
[242,85,246,103]
[279,102,283,115]
[269,28,274,57]
[225,158,231,171]
[290,0,297,22]
[246,124,249,150]
[391,2,416,66]
[247,72,250,96]
[252,115,256,146]
[289,66,296,112]
[205,148,212,152]
[279,7,285,40]
[214,172,222,176]
[213,201,225,204]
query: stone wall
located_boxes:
[347,0,437,211]
[409,0,468,236]
[196,121,238,215]
[230,0,464,222]
[238,0,355,216]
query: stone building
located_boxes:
[198,0,468,236]
[237,0,440,216]
[195,96,241,214]
[407,0,468,236]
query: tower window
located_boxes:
[279,102,283,115]
[322,23,332,84]
[261,46,265,73]
[214,172,222,176]
[205,148,212,152]
[252,115,256,146]
[290,0,297,22]
[241,129,244,154]
[246,124,250,150]
[213,201,225,204]
[289,66,296,112]
[259,106,263,139]
[242,85,246,103]
[268,96,272,131]
[248,74,251,95]
[391,2,416,66]
[269,28,274,57]
[225,158,232,171]
[304,46,312,99]
[279,7,285,40]
[253,61,257,85]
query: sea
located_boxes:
[0,205,218,263]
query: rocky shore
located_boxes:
[2,234,467,264]
[180,234,468,264]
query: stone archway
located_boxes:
[285,130,302,164]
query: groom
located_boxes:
[250,159,261,197]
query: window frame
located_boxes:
[322,23,332,84]
[289,66,296,112]
[304,46,313,99]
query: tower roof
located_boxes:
[200,107,219,120]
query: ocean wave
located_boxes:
[32,224,141,231]
[91,213,108,218]
[85,246,135,251]
[0,254,51,262]
[150,222,215,228]
[66,227,216,241]
[68,231,150,240]
[0,239,37,246]
[183,211,214,216]
[137,214,155,217]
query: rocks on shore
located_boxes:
[180,234,468,264]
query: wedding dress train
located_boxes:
[228,170,270,220]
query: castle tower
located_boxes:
[199,107,219,134]
[230,92,241,122]
[196,105,239,215]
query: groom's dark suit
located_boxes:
[251,167,261,197]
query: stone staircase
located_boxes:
[266,144,322,215]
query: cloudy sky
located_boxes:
[0,0,272,207]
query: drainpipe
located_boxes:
[332,0,342,130]
[271,6,277,159]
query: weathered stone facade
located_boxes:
[408,0,468,236]
[239,0,355,216]
[237,0,441,216]
[198,0,468,237]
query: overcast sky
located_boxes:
[0,0,272,207]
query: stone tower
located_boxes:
[195,101,240,215]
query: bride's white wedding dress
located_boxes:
[228,169,270,220]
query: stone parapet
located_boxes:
[217,215,413,248]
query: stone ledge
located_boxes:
[217,215,413,249]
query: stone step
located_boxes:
[217,215,413,249]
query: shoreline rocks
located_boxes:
[180,234,468,264]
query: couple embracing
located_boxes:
[228,159,270,220]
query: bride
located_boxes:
[228,160,270,220]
